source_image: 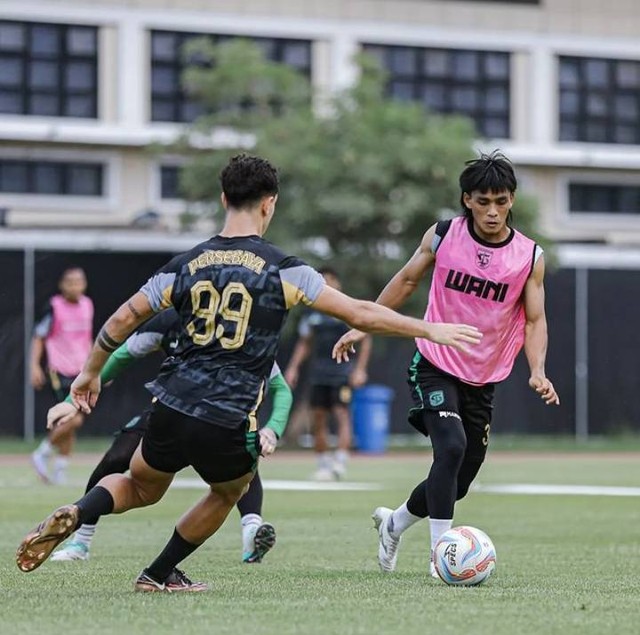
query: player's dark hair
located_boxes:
[459,151,517,217]
[318,266,339,279]
[59,266,85,281]
[220,154,279,209]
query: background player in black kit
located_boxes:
[47,307,290,564]
[286,268,371,481]
[17,154,482,592]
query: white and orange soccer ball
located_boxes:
[433,526,497,586]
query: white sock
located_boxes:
[317,452,332,470]
[241,513,262,528]
[53,456,69,482]
[389,502,422,537]
[430,518,453,555]
[334,449,349,468]
[36,439,53,457]
[74,524,97,548]
[241,514,262,553]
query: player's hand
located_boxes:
[332,329,367,364]
[47,402,78,430]
[349,367,368,388]
[529,375,560,405]
[426,323,483,353]
[70,371,102,414]
[30,365,46,390]
[258,428,278,457]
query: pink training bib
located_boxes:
[417,216,538,385]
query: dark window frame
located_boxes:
[0,159,104,196]
[362,43,511,139]
[0,20,98,118]
[559,55,640,145]
[569,182,640,215]
[160,165,181,199]
[150,30,312,123]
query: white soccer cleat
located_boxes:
[429,558,439,579]
[312,467,335,482]
[331,462,346,481]
[51,540,90,562]
[372,506,401,573]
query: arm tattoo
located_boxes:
[127,301,142,319]
[97,328,122,353]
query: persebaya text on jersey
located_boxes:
[188,250,266,276]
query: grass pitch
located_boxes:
[1,445,639,635]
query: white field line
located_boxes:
[473,483,640,497]
[171,478,381,491]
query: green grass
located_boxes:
[3,432,640,454]
[1,448,640,634]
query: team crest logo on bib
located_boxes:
[476,248,492,269]
[428,390,445,407]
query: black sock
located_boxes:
[236,472,262,517]
[146,528,201,582]
[74,486,114,527]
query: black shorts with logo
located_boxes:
[114,409,152,438]
[309,384,352,409]
[141,401,260,483]
[407,351,495,460]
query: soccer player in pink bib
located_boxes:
[333,151,560,577]
[30,267,94,485]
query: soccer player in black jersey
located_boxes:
[47,308,290,564]
[286,268,372,481]
[17,154,482,592]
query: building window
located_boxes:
[559,56,640,144]
[160,165,181,199]
[569,183,640,214]
[0,160,103,196]
[150,31,312,123]
[363,44,510,138]
[0,21,98,118]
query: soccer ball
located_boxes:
[433,526,496,586]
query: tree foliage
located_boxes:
[171,39,549,300]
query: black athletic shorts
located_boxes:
[141,401,260,483]
[115,409,152,438]
[309,384,352,409]
[47,370,75,403]
[407,351,495,460]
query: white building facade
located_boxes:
[1,0,640,242]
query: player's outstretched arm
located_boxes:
[71,292,154,414]
[329,226,438,363]
[523,255,559,406]
[310,286,482,362]
[48,343,141,429]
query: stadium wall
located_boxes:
[1,241,639,439]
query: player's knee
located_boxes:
[429,415,467,464]
[135,483,165,507]
[213,487,243,507]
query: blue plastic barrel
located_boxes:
[352,384,395,453]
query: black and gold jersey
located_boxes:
[139,234,324,427]
[125,308,181,359]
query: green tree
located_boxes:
[172,39,549,300]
